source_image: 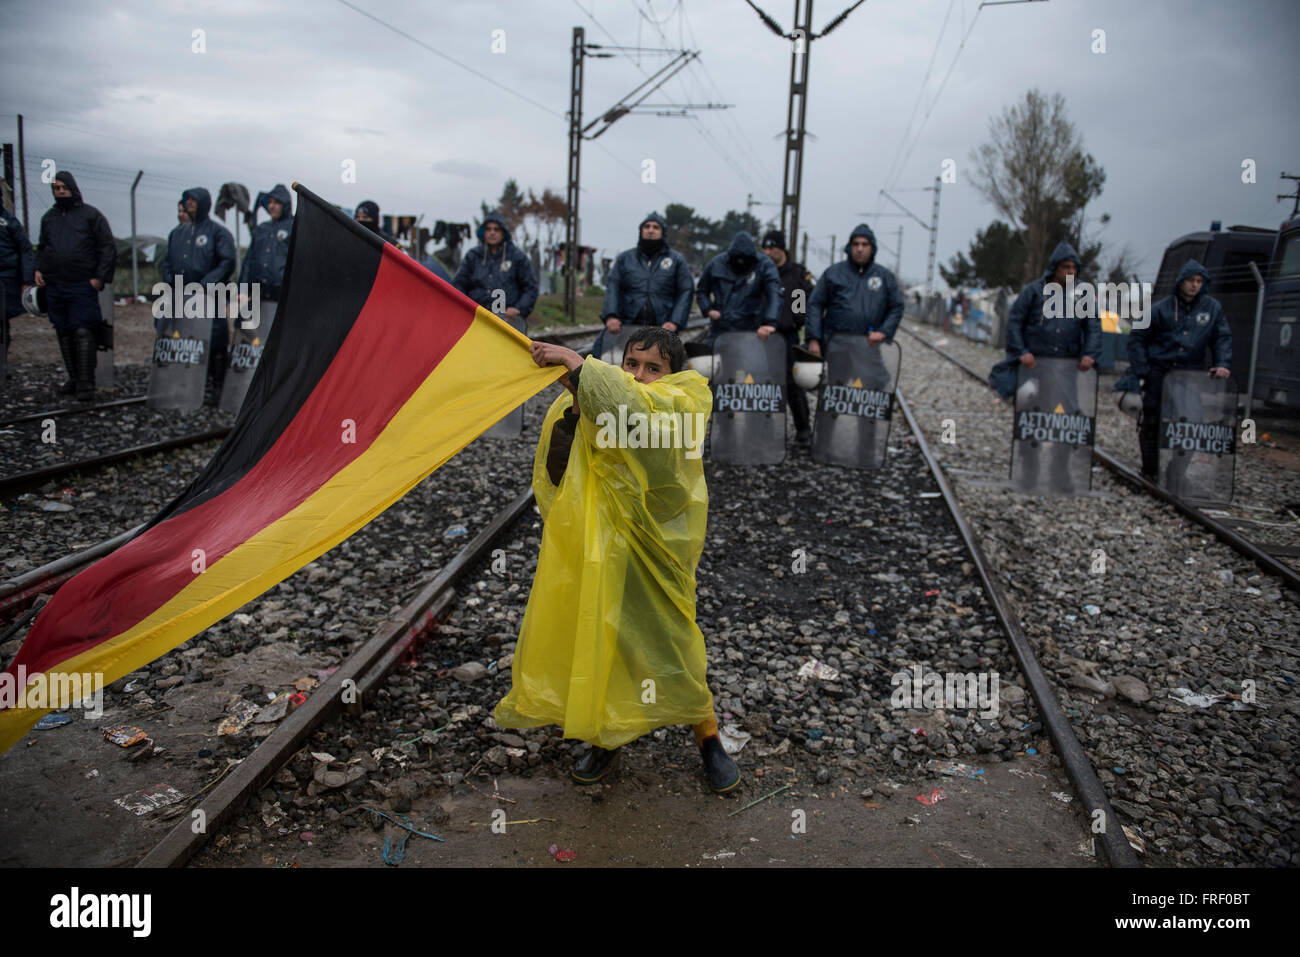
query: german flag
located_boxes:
[0,183,562,752]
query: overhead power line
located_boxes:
[335,0,565,119]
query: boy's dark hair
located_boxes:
[623,326,686,373]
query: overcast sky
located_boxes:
[2,0,1298,287]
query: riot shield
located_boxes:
[1158,371,1237,506]
[484,314,528,439]
[1010,357,1097,496]
[219,300,277,414]
[811,336,900,470]
[598,326,636,367]
[95,287,115,389]
[711,331,786,465]
[146,314,211,412]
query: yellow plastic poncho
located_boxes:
[494,357,716,748]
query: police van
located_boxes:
[1255,214,1300,407]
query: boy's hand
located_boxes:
[530,340,584,372]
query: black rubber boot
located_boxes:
[57,331,78,395]
[788,378,811,437]
[572,745,619,784]
[73,327,97,402]
[1138,413,1160,480]
[700,735,741,793]
[207,355,227,407]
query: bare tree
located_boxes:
[969,89,1106,283]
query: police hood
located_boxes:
[181,186,213,223]
[1041,240,1080,280]
[53,170,84,207]
[478,211,512,244]
[256,183,294,219]
[639,210,668,242]
[1175,258,1211,294]
[843,222,877,257]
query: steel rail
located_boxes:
[135,486,535,867]
[895,387,1139,867]
[898,321,1300,592]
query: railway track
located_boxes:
[141,381,1131,866]
[0,395,147,429]
[897,320,1300,592]
[4,327,1139,868]
[0,428,232,496]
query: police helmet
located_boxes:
[22,284,47,316]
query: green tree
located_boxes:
[478,179,529,242]
[941,221,1025,290]
[938,251,976,289]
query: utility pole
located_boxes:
[1,144,12,214]
[564,27,585,323]
[746,191,777,228]
[130,171,143,300]
[1280,172,1300,218]
[781,0,813,251]
[926,175,941,294]
[745,0,867,261]
[879,177,941,294]
[829,234,835,269]
[802,231,809,265]
[17,114,28,230]
[563,30,719,322]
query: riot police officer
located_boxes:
[696,231,781,347]
[990,241,1100,397]
[161,186,236,403]
[762,229,814,444]
[452,211,538,324]
[594,212,693,357]
[1121,259,1231,479]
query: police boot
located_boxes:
[73,327,97,402]
[207,358,227,407]
[57,331,78,395]
[790,385,811,444]
[572,745,619,784]
[700,735,741,794]
[1138,414,1159,481]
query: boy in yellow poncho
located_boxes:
[494,327,740,793]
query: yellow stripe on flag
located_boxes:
[0,309,560,752]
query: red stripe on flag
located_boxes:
[10,248,475,678]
